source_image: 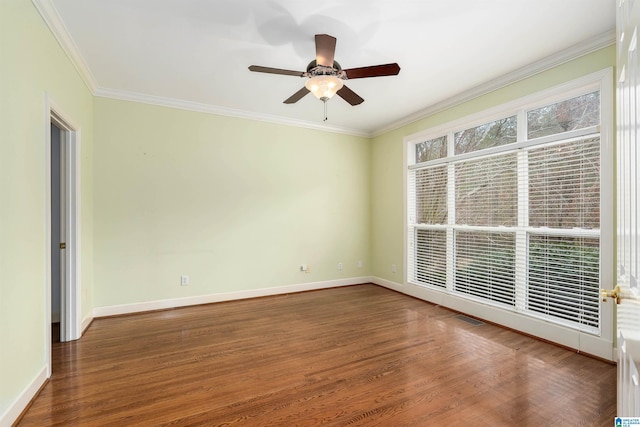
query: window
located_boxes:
[416,136,447,162]
[454,231,515,306]
[455,153,517,226]
[406,73,611,340]
[455,116,517,154]
[527,92,600,139]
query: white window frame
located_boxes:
[403,68,615,360]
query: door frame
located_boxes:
[45,94,81,376]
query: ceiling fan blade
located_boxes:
[344,63,401,79]
[284,87,310,104]
[249,65,305,77]
[315,34,336,67]
[337,85,364,106]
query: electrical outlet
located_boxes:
[391,264,397,274]
[338,262,343,271]
[181,275,189,286]
[357,260,363,268]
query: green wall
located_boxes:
[370,45,616,282]
[0,0,94,421]
[93,99,371,307]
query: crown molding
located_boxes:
[32,0,98,93]
[31,0,369,138]
[94,87,371,137]
[371,29,616,138]
[31,0,614,140]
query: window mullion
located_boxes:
[515,109,528,312]
[515,150,529,312]
[446,131,456,291]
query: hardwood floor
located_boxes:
[18,285,616,426]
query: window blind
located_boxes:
[528,138,600,230]
[527,235,600,331]
[408,163,447,287]
[455,153,517,227]
[454,231,516,306]
[526,136,600,332]
[414,166,448,225]
[415,228,447,288]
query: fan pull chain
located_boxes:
[323,100,328,122]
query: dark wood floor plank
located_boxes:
[17,284,616,426]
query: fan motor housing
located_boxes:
[305,60,347,79]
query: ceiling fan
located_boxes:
[248,34,400,113]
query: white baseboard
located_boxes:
[81,313,93,334]
[371,276,404,292]
[0,367,47,427]
[93,277,373,318]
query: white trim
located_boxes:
[48,98,81,342]
[403,130,409,286]
[45,95,82,380]
[81,313,93,334]
[410,127,601,169]
[0,367,47,427]
[404,69,611,146]
[371,277,615,361]
[29,0,614,138]
[599,67,615,349]
[401,68,615,359]
[31,0,97,92]
[372,276,407,293]
[44,103,52,378]
[93,277,371,318]
[373,30,616,137]
[66,128,81,341]
[31,0,367,137]
[93,88,370,138]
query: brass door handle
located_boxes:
[600,285,621,304]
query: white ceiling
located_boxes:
[43,0,615,136]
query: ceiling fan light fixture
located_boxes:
[305,75,344,101]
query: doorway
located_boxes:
[50,122,63,343]
[46,100,81,376]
